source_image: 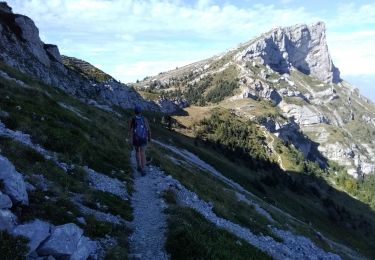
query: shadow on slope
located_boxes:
[143,111,375,258]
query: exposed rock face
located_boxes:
[242,80,282,105]
[0,2,12,13]
[0,191,12,209]
[0,209,17,232]
[12,219,51,254]
[238,22,340,84]
[279,102,328,126]
[38,223,96,258]
[0,3,162,112]
[0,155,28,205]
[157,97,189,113]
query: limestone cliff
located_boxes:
[135,22,375,178]
[237,22,341,84]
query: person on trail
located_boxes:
[129,105,151,175]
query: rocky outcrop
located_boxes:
[37,223,96,259]
[157,97,189,113]
[0,2,162,112]
[12,219,51,254]
[0,209,17,232]
[0,155,28,205]
[238,22,340,84]
[241,79,282,105]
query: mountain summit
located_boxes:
[237,22,341,84]
[1,2,375,259]
[135,22,375,178]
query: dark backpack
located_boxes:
[133,115,148,141]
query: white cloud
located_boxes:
[6,0,375,82]
[328,30,375,76]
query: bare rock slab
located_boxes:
[0,155,28,205]
[38,223,95,259]
[12,219,51,254]
[0,209,17,232]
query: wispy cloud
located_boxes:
[6,0,375,82]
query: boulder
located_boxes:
[0,191,12,209]
[44,44,63,63]
[0,209,17,232]
[12,219,51,254]
[38,223,95,259]
[0,155,28,205]
[70,236,97,260]
[14,15,50,66]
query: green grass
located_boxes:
[0,61,133,256]
[16,189,81,225]
[0,60,132,176]
[0,137,87,194]
[82,190,133,221]
[282,96,307,106]
[147,114,375,258]
[166,206,271,260]
[62,55,112,82]
[0,231,29,260]
[148,143,279,239]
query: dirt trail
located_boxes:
[128,151,169,260]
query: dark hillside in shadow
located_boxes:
[139,110,375,258]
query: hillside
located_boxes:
[1,2,375,260]
[134,22,375,179]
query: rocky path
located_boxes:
[128,151,169,260]
[152,140,349,259]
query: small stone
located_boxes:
[0,155,29,205]
[77,217,86,225]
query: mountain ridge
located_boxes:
[1,1,375,259]
[134,21,375,178]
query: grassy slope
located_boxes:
[0,61,277,259]
[145,110,375,259]
[0,61,132,258]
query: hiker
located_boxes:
[129,105,151,175]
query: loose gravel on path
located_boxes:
[128,151,169,260]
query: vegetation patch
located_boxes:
[82,190,133,221]
[166,206,271,260]
[149,143,278,238]
[0,231,29,260]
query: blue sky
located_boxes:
[7,0,375,100]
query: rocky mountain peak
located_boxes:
[238,21,341,84]
[0,1,12,13]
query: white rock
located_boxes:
[0,155,29,205]
[0,192,12,209]
[0,209,17,232]
[12,219,51,254]
[38,223,83,257]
